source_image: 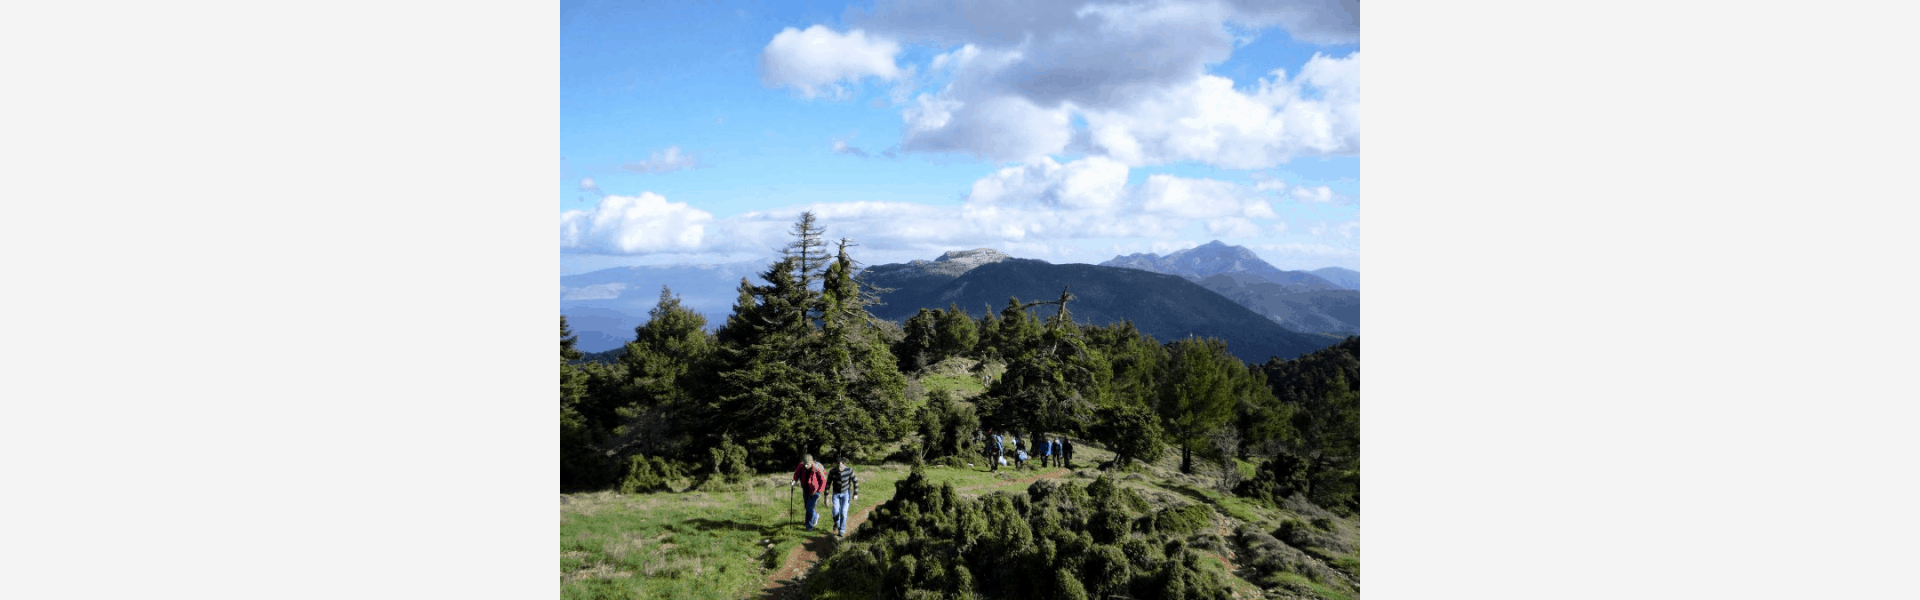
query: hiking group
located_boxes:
[783,433,1073,538]
[788,454,859,537]
[981,429,1073,473]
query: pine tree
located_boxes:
[709,224,908,466]
[784,210,830,300]
[1158,337,1242,474]
[898,308,940,371]
[976,291,1108,439]
[934,303,978,360]
[610,286,715,458]
[561,315,583,361]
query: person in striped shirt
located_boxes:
[828,457,860,537]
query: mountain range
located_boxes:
[1099,241,1359,334]
[1100,240,1347,292]
[857,258,1342,363]
[1308,267,1360,290]
[562,242,1358,356]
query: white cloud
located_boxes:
[966,156,1129,210]
[1250,172,1288,192]
[579,177,602,195]
[1291,185,1335,203]
[558,163,1309,263]
[1206,217,1264,238]
[1080,53,1360,168]
[900,93,1073,162]
[561,282,627,301]
[759,25,903,99]
[560,192,714,254]
[622,146,699,174]
[839,0,1358,168]
[1153,239,1203,255]
[1137,174,1277,219]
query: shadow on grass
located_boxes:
[684,518,768,533]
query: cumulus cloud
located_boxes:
[760,25,903,99]
[1080,53,1360,168]
[559,161,1304,261]
[967,156,1129,210]
[560,192,714,254]
[1226,0,1360,45]
[1206,217,1265,238]
[1250,172,1288,192]
[1137,174,1276,220]
[834,0,1358,168]
[1291,185,1335,203]
[622,146,699,174]
[1153,239,1203,255]
[900,92,1074,163]
[579,177,602,195]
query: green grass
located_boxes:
[920,371,987,398]
[560,461,1077,599]
[1170,483,1271,526]
[912,356,995,400]
[561,439,1358,599]
[1270,571,1354,600]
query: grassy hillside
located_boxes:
[561,442,1359,600]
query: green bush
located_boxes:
[807,468,1235,600]
[1147,504,1214,537]
[617,454,683,494]
[705,434,752,485]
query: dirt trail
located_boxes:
[757,465,1072,600]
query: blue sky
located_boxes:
[560,0,1359,274]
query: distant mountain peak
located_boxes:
[934,248,1010,265]
[1099,240,1343,292]
[858,247,1026,284]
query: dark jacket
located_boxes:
[829,465,859,496]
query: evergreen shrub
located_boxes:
[807,470,1235,600]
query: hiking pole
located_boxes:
[789,484,795,523]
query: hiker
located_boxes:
[987,429,1004,472]
[789,453,828,531]
[1013,433,1027,470]
[1039,433,1053,468]
[1049,437,1061,469]
[1062,437,1074,468]
[828,457,860,537]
